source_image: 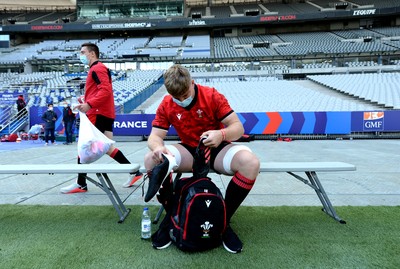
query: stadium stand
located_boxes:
[373,26,400,36]
[213,37,244,58]
[0,69,164,112]
[143,76,382,114]
[1,25,400,63]
[351,0,400,8]
[232,4,261,15]
[182,35,211,58]
[1,0,400,140]
[209,6,232,18]
[116,37,151,58]
[262,2,318,13]
[308,73,400,109]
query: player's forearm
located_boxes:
[148,134,165,152]
[223,121,244,141]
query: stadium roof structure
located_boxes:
[1,9,399,32]
[0,0,75,10]
[1,1,400,67]
[1,1,399,34]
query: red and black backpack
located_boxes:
[159,138,227,251]
[169,175,226,251]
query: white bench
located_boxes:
[0,163,140,223]
[258,162,355,224]
[142,161,356,224]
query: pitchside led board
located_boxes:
[29,107,400,136]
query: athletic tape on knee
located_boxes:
[165,145,182,167]
[223,145,252,175]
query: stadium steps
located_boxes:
[330,31,347,41]
[258,4,270,13]
[205,7,211,17]
[306,1,323,10]
[230,5,237,15]
[184,7,191,17]
[131,85,167,114]
[300,78,383,110]
[380,42,400,50]
[29,11,57,24]
[231,37,247,57]
[210,37,215,58]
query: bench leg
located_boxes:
[85,173,131,223]
[287,171,346,224]
[153,207,164,224]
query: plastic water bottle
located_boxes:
[141,207,151,239]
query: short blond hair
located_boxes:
[163,65,191,97]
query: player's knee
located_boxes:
[229,149,260,178]
[247,154,260,172]
[238,150,259,167]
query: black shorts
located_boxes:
[180,141,230,172]
[93,114,114,133]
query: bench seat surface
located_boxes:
[260,162,356,172]
[138,162,356,173]
[0,164,140,174]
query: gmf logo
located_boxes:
[363,111,384,131]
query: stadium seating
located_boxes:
[116,37,150,58]
[144,76,381,114]
[352,0,400,8]
[148,36,182,48]
[373,26,400,36]
[213,37,244,58]
[1,1,400,120]
[0,69,164,110]
[262,2,318,14]
[2,26,400,63]
[113,69,163,105]
[307,73,400,109]
[183,35,211,58]
[209,6,232,18]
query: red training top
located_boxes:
[152,84,233,147]
[84,61,115,119]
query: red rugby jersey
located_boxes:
[152,84,234,147]
[85,61,115,119]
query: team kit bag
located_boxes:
[169,175,226,251]
[156,138,227,252]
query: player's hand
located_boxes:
[200,130,223,148]
[151,146,173,164]
[74,103,91,113]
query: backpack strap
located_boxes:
[192,137,211,179]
